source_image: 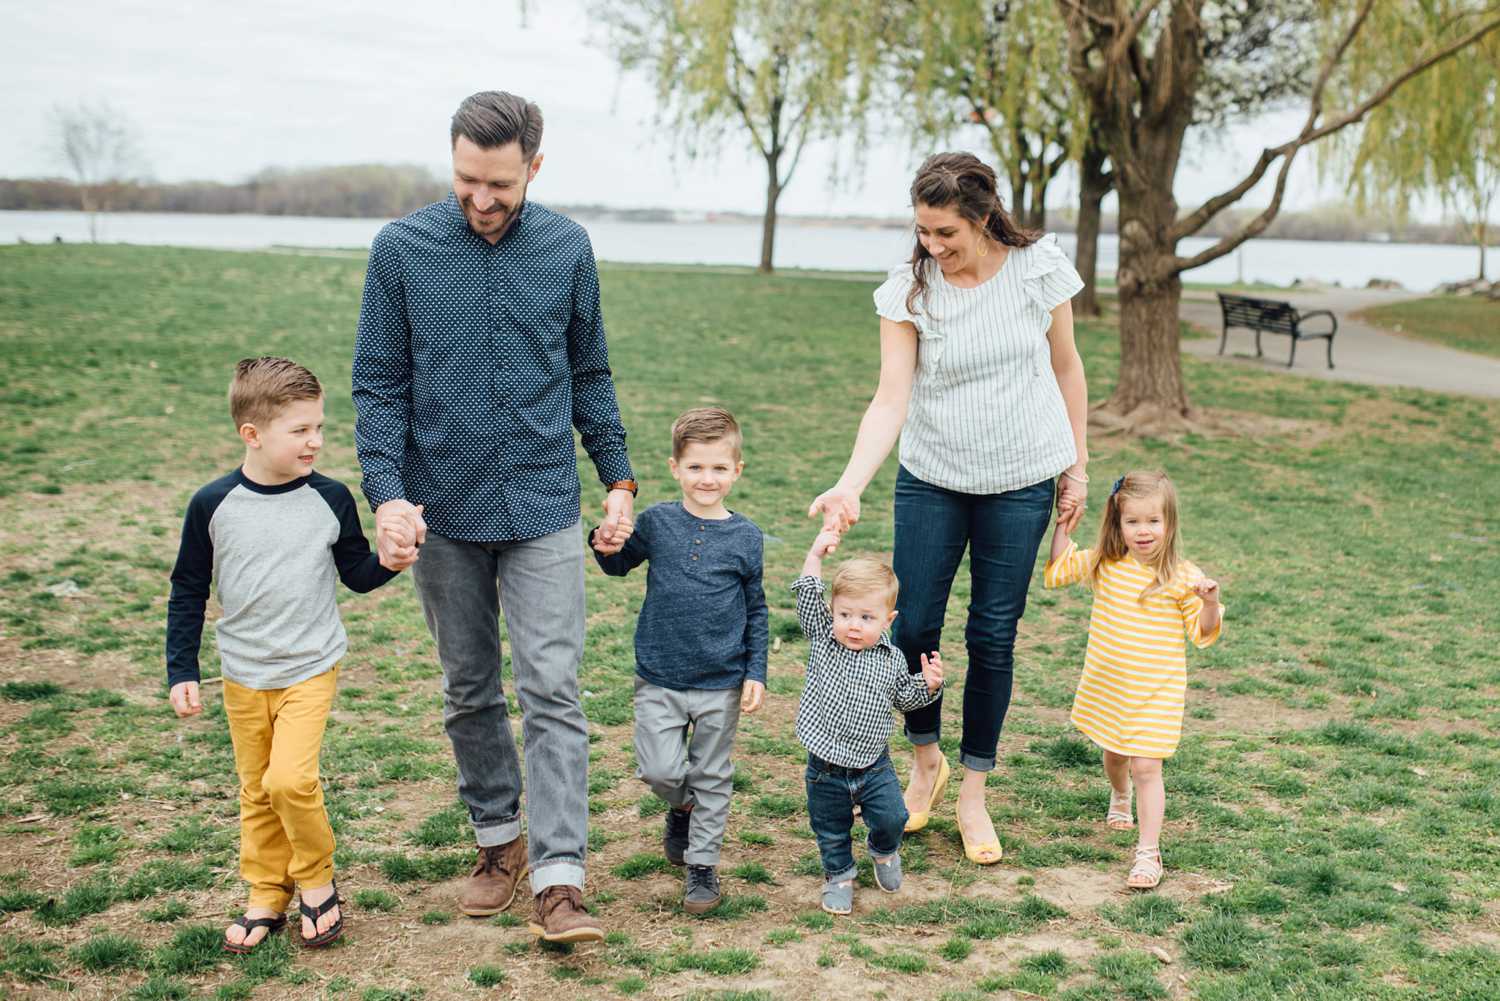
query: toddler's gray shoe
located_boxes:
[872,852,903,893]
[821,878,854,915]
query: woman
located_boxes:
[809,152,1089,864]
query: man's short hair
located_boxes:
[671,407,743,460]
[830,558,900,611]
[229,357,322,429]
[450,91,544,158]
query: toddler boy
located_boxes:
[792,530,943,915]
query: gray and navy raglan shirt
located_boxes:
[166,469,398,691]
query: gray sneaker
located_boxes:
[872,853,903,893]
[821,878,854,915]
[683,864,722,915]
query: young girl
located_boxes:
[1044,470,1223,890]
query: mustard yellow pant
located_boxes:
[222,667,338,911]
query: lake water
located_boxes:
[1,209,1489,292]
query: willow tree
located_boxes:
[1056,0,1500,432]
[594,0,882,272]
[894,0,1083,231]
[1336,35,1500,281]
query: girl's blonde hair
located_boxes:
[1090,470,1182,600]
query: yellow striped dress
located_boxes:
[1043,541,1223,759]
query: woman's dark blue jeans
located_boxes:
[892,465,1054,772]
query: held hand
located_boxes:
[1192,577,1220,605]
[812,529,843,558]
[169,681,202,718]
[808,485,861,535]
[920,651,944,693]
[1056,475,1088,534]
[740,680,766,714]
[591,521,632,557]
[597,489,636,547]
[376,500,424,570]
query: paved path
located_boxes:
[1178,288,1500,399]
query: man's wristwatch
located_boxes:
[607,479,638,496]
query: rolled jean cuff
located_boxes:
[959,750,996,772]
[683,850,721,867]
[905,727,941,747]
[474,818,522,849]
[824,866,858,885]
[530,859,585,895]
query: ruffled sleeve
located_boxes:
[1044,539,1094,589]
[1175,562,1225,649]
[873,264,919,326]
[1021,233,1085,324]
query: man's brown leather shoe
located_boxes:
[527,885,604,943]
[459,838,528,917]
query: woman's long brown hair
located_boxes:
[904,152,1039,315]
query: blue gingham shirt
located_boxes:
[792,575,941,768]
[353,195,633,542]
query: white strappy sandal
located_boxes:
[1126,845,1163,890]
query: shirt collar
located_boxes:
[444,191,533,247]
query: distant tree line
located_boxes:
[2,167,1480,246]
[0,164,447,218]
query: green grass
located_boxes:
[0,245,1498,999]
[1357,295,1500,357]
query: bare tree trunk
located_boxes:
[759,150,781,273]
[80,186,98,243]
[1104,149,1192,429]
[1007,169,1028,226]
[1027,180,1047,231]
[1477,214,1489,282]
[1074,135,1110,317]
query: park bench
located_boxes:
[1216,292,1338,369]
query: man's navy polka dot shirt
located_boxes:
[353,195,634,542]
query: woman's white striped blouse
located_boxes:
[873,233,1084,495]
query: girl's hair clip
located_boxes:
[1110,476,1125,497]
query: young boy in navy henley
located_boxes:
[166,357,401,953]
[591,407,768,914]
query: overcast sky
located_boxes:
[2,0,1362,220]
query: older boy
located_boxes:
[591,408,768,914]
[166,357,400,953]
[792,532,943,915]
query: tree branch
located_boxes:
[1171,6,1500,244]
[1111,0,1168,66]
[1173,11,1500,269]
[725,38,771,156]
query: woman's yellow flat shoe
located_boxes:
[959,816,1003,865]
[903,757,950,833]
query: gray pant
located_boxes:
[410,526,589,894]
[633,678,741,866]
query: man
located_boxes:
[353,90,635,944]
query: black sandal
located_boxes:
[298,880,344,948]
[223,913,287,954]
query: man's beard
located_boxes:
[466,195,526,240]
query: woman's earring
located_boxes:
[976,239,989,258]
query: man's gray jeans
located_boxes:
[410,524,589,894]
